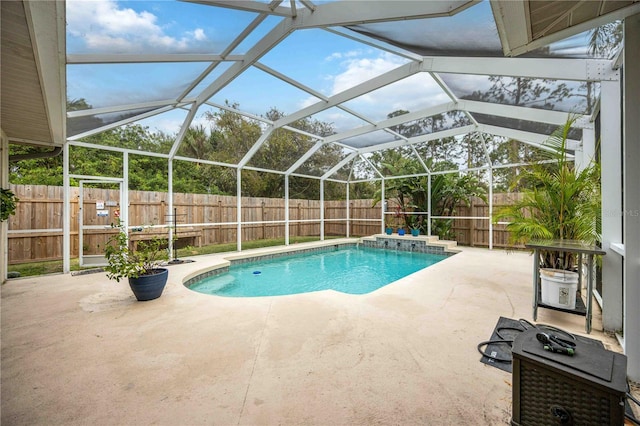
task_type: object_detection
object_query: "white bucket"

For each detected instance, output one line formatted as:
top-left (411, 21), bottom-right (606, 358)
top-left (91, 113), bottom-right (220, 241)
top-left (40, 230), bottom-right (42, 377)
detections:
top-left (540, 268), bottom-right (579, 309)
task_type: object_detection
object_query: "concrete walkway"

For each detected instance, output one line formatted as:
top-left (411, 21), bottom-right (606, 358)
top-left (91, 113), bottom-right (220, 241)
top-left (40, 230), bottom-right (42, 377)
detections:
top-left (1, 245), bottom-right (619, 425)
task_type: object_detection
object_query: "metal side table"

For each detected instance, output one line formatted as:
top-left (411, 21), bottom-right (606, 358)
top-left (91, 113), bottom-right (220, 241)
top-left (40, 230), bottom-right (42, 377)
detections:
top-left (525, 240), bottom-right (605, 334)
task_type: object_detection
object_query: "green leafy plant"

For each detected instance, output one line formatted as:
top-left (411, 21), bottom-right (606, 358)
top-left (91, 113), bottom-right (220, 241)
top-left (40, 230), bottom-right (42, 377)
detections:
top-left (1, 188), bottom-right (19, 222)
top-left (493, 117), bottom-right (601, 269)
top-left (428, 169), bottom-right (487, 239)
top-left (103, 220), bottom-right (169, 282)
top-left (372, 157), bottom-right (487, 239)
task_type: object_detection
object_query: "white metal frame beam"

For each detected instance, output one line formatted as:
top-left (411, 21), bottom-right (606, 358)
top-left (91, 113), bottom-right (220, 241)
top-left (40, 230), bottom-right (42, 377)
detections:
top-left (67, 54), bottom-right (244, 64)
top-left (239, 61), bottom-right (422, 168)
top-left (460, 100), bottom-right (578, 126)
top-left (274, 61), bottom-right (422, 128)
top-left (185, 0), bottom-right (292, 17)
top-left (291, 0), bottom-right (478, 28)
top-left (169, 103), bottom-right (199, 159)
top-left (421, 57), bottom-right (619, 82)
top-left (476, 124), bottom-right (581, 152)
top-left (195, 16), bottom-right (294, 106)
top-left (321, 152), bottom-right (358, 180)
top-left (205, 101), bottom-right (273, 125)
top-left (67, 105), bottom-right (176, 141)
top-left (66, 99), bottom-right (193, 118)
top-left (324, 102), bottom-right (457, 145)
top-left (176, 13), bottom-right (270, 103)
top-left (357, 125), bottom-right (477, 154)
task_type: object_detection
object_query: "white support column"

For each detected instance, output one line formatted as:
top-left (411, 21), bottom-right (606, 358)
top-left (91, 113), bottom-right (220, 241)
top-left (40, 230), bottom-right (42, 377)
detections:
top-left (600, 79), bottom-right (623, 332)
top-left (237, 169), bottom-right (242, 252)
top-left (284, 175), bottom-right (290, 245)
top-left (320, 180), bottom-right (325, 241)
top-left (63, 143), bottom-right (70, 273)
top-left (488, 167), bottom-right (493, 250)
top-left (346, 183), bottom-right (350, 238)
top-left (1, 131), bottom-right (9, 281)
top-left (122, 152), bottom-right (129, 235)
top-left (575, 126), bottom-right (596, 171)
top-left (381, 179), bottom-right (386, 234)
top-left (167, 159), bottom-right (174, 260)
top-left (427, 175), bottom-right (432, 236)
top-left (623, 14), bottom-right (640, 383)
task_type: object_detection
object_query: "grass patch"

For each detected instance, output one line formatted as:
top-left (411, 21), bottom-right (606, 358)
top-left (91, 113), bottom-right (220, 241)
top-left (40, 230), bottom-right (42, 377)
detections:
top-left (7, 258), bottom-right (88, 278)
top-left (7, 236), bottom-right (345, 278)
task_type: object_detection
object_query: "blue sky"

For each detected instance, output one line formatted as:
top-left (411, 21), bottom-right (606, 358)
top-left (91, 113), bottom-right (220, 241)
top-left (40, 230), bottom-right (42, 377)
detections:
top-left (65, 0), bottom-right (459, 136)
top-left (66, 0), bottom-right (596, 138)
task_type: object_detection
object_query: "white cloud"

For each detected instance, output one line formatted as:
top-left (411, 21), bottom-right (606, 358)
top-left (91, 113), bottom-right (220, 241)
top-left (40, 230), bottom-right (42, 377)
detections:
top-left (67, 0), bottom-right (208, 53)
top-left (325, 52), bottom-right (343, 61)
top-left (299, 51), bottom-right (407, 110)
top-left (325, 52), bottom-right (404, 94)
top-left (325, 49), bottom-right (364, 62)
top-left (192, 28), bottom-right (207, 42)
top-left (299, 51), bottom-right (449, 126)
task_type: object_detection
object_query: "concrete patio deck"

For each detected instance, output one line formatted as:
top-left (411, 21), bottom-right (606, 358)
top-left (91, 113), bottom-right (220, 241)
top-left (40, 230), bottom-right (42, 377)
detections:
top-left (1, 243), bottom-right (620, 425)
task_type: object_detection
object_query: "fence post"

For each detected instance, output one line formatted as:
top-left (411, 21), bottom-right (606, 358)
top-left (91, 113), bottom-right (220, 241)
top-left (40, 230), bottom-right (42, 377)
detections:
top-left (470, 197), bottom-right (476, 247)
top-left (261, 201), bottom-right (266, 239)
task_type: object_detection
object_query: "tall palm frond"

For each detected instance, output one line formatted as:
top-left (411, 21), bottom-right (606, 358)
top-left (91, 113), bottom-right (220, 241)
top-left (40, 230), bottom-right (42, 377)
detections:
top-left (493, 117), bottom-right (601, 269)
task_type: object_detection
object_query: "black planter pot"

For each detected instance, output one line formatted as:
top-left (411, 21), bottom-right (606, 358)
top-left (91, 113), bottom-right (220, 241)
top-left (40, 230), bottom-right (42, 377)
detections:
top-left (128, 268), bottom-right (168, 301)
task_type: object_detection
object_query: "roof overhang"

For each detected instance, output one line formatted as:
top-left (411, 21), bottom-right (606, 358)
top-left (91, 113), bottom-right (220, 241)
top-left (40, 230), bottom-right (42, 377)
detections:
top-left (491, 0), bottom-right (640, 57)
top-left (1, 0), bottom-right (66, 147)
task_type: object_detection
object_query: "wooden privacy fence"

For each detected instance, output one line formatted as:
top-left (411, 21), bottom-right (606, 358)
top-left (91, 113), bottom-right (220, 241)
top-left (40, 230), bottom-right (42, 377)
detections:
top-left (6, 185), bottom-right (522, 264)
top-left (450, 193), bottom-right (525, 249)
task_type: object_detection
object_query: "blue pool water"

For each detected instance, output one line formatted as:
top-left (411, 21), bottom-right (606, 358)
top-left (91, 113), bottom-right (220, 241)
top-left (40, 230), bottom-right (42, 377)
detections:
top-left (189, 247), bottom-right (447, 297)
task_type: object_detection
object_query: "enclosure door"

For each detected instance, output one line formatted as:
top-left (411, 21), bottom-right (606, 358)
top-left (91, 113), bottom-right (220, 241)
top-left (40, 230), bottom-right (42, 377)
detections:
top-left (78, 180), bottom-right (123, 267)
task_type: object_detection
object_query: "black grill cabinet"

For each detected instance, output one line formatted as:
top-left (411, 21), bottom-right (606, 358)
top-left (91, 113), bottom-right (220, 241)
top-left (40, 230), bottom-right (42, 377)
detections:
top-left (511, 328), bottom-right (627, 425)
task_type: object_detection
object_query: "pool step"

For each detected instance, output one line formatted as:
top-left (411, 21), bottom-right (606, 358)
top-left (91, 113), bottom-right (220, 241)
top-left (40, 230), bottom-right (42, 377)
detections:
top-left (361, 234), bottom-right (459, 254)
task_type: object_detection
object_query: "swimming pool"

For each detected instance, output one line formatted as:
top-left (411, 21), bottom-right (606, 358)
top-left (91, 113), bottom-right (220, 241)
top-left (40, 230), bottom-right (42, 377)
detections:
top-left (188, 246), bottom-right (447, 297)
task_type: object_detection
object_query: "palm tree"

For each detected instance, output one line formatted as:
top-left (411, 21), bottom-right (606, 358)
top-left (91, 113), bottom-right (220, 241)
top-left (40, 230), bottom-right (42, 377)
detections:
top-left (179, 125), bottom-right (212, 163)
top-left (493, 117), bottom-right (601, 270)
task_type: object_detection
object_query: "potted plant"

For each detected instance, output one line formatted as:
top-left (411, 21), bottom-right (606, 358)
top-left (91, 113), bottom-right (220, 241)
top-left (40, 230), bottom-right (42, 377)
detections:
top-left (408, 215), bottom-right (421, 237)
top-left (384, 216), bottom-right (393, 235)
top-left (104, 220), bottom-right (169, 301)
top-left (493, 117), bottom-right (601, 307)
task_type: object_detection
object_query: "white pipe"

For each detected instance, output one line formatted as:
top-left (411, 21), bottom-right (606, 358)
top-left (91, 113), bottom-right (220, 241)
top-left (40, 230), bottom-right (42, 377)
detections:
top-left (237, 169), bottom-right (242, 252)
top-left (488, 167), bottom-right (493, 250)
top-left (320, 179), bottom-right (325, 241)
top-left (346, 183), bottom-right (350, 238)
top-left (285, 175), bottom-right (290, 245)
top-left (168, 159), bottom-right (174, 260)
